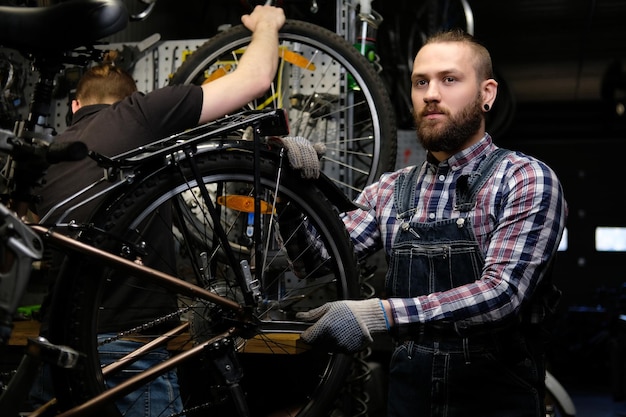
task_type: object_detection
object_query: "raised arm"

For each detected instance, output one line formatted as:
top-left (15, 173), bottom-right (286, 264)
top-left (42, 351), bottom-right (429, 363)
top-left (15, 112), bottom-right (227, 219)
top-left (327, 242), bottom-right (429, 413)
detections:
top-left (197, 5), bottom-right (285, 123)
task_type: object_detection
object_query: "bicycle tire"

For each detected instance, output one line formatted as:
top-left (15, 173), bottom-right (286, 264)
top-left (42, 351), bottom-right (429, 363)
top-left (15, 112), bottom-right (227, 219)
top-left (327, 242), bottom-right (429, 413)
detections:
top-left (49, 146), bottom-right (361, 417)
top-left (170, 19), bottom-right (398, 200)
top-left (545, 371), bottom-right (577, 417)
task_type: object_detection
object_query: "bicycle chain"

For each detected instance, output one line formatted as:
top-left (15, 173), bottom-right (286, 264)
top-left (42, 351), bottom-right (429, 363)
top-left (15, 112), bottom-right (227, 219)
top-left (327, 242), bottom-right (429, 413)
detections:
top-left (97, 306), bottom-right (190, 346)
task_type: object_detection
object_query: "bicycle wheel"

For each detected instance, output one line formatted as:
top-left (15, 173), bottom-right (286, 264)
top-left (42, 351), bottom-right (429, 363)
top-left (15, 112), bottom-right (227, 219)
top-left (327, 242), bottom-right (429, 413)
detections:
top-left (170, 20), bottom-right (397, 201)
top-left (49, 145), bottom-right (361, 417)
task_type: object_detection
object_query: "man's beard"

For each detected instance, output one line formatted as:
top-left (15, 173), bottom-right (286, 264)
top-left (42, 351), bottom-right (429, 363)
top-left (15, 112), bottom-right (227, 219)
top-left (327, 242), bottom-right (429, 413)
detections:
top-left (414, 95), bottom-right (483, 153)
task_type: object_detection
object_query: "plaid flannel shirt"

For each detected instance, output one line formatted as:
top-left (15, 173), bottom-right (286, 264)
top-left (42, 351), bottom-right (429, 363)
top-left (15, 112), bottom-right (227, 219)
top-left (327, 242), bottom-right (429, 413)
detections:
top-left (342, 134), bottom-right (567, 330)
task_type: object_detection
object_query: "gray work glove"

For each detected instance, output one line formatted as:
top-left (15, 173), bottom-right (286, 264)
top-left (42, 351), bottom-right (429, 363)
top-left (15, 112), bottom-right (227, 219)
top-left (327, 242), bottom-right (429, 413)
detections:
top-left (296, 298), bottom-right (389, 353)
top-left (279, 136), bottom-right (325, 179)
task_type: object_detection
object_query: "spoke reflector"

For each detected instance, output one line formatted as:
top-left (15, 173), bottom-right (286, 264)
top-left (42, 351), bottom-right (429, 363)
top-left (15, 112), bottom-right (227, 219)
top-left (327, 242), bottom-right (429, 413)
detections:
top-left (217, 195), bottom-right (274, 214)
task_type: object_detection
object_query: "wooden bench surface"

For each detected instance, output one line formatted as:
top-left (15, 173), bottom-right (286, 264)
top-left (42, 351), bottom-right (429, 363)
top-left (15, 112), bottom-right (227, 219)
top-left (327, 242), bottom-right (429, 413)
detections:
top-left (8, 320), bottom-right (41, 346)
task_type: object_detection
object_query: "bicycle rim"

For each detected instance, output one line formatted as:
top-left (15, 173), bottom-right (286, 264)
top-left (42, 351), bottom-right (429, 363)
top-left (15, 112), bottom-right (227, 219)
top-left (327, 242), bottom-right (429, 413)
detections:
top-left (170, 20), bottom-right (397, 201)
top-left (50, 147), bottom-right (361, 417)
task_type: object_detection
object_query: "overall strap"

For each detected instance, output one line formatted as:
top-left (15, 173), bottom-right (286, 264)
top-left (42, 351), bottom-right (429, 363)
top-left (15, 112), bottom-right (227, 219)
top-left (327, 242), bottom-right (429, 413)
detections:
top-left (455, 148), bottom-right (512, 212)
top-left (393, 166), bottom-right (421, 221)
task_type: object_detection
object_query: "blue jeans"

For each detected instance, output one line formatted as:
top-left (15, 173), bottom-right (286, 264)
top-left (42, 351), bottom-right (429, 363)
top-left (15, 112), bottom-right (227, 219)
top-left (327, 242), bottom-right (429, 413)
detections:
top-left (29, 361), bottom-right (55, 409)
top-left (29, 337), bottom-right (184, 417)
top-left (98, 336), bottom-right (184, 417)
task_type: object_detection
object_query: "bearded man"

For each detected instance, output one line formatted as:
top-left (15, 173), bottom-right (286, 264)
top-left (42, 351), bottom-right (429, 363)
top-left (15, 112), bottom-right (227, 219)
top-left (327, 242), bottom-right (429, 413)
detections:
top-left (297, 29), bottom-right (568, 417)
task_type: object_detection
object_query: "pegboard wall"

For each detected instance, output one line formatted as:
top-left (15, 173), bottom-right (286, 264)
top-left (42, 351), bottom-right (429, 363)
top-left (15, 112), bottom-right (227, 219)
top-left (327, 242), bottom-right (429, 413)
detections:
top-left (395, 129), bottom-right (425, 170)
top-left (52, 39), bottom-right (210, 132)
top-left (1, 38), bottom-right (209, 134)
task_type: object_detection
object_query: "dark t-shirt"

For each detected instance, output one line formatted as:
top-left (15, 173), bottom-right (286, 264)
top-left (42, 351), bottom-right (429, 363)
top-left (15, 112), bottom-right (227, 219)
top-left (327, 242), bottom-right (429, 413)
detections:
top-left (36, 84), bottom-right (203, 333)
top-left (38, 84), bottom-right (203, 219)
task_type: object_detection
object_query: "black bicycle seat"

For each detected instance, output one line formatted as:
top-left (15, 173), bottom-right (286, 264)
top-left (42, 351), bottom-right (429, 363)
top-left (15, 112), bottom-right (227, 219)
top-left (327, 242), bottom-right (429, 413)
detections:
top-left (0, 0), bottom-right (128, 54)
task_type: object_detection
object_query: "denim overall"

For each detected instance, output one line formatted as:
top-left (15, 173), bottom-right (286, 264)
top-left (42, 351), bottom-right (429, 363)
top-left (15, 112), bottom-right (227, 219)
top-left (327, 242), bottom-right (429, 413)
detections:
top-left (385, 150), bottom-right (545, 417)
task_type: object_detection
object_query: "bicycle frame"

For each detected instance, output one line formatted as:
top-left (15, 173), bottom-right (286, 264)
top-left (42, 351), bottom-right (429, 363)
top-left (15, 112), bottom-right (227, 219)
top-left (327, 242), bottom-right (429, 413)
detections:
top-left (26, 225), bottom-right (243, 417)
top-left (3, 105), bottom-right (355, 417)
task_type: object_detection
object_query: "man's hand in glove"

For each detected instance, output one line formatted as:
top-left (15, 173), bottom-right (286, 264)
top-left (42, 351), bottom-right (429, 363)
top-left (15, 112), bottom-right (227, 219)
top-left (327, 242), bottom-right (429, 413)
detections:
top-left (269, 136), bottom-right (325, 179)
top-left (296, 298), bottom-right (390, 353)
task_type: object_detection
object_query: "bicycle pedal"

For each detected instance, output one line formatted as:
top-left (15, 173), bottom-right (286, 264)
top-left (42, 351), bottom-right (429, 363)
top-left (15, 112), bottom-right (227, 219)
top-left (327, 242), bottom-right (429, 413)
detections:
top-left (26, 336), bottom-right (82, 369)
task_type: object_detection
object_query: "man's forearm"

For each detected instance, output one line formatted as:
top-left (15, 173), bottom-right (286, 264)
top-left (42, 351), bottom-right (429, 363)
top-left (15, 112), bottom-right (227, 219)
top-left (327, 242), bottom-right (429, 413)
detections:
top-left (237, 22), bottom-right (280, 92)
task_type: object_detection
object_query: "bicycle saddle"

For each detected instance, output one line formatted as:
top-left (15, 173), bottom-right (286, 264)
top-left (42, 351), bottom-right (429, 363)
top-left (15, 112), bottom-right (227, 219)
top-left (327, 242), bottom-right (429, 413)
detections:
top-left (0, 0), bottom-right (128, 54)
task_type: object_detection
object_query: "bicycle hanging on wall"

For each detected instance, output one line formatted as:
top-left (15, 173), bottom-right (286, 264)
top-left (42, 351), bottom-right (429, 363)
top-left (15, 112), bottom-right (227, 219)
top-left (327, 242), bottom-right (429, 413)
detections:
top-left (169, 0), bottom-right (399, 201)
